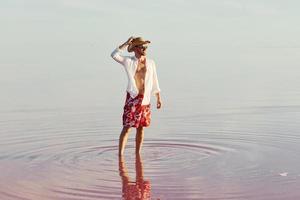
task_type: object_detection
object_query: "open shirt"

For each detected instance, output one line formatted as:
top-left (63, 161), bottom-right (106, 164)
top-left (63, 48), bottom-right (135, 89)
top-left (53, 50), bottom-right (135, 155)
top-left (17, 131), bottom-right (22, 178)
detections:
top-left (111, 47), bottom-right (161, 105)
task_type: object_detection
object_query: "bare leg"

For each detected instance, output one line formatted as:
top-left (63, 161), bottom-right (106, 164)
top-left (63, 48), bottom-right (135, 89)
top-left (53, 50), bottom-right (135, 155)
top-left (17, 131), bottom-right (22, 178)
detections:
top-left (136, 127), bottom-right (144, 155)
top-left (119, 127), bottom-right (131, 156)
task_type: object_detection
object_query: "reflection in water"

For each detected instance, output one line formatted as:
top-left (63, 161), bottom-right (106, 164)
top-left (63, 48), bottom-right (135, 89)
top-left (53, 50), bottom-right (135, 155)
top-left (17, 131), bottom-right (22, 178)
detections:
top-left (1, 107), bottom-right (300, 199)
top-left (119, 155), bottom-right (151, 200)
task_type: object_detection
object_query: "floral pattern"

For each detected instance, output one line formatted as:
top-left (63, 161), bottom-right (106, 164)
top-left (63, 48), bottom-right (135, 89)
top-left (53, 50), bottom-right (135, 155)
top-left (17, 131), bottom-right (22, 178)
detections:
top-left (123, 93), bottom-right (151, 128)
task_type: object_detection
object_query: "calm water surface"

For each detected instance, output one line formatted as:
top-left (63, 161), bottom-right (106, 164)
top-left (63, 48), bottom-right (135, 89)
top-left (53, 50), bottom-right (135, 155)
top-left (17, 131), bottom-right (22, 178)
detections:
top-left (1, 102), bottom-right (300, 199)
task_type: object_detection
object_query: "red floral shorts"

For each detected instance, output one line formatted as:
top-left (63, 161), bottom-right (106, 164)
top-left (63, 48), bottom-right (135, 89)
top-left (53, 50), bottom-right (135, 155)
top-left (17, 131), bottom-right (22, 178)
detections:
top-left (122, 93), bottom-right (151, 128)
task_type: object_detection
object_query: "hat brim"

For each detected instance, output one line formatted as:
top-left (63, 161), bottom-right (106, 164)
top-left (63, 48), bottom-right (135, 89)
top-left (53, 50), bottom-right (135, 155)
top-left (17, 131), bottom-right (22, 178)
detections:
top-left (127, 40), bottom-right (150, 52)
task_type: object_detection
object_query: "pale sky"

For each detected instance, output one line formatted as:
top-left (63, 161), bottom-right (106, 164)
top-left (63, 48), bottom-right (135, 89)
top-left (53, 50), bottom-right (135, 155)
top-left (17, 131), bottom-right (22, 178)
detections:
top-left (1, 0), bottom-right (300, 111)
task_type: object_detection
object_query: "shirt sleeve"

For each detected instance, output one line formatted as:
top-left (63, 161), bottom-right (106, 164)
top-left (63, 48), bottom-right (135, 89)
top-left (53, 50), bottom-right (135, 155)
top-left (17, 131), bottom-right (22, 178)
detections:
top-left (110, 46), bottom-right (129, 66)
top-left (152, 61), bottom-right (161, 95)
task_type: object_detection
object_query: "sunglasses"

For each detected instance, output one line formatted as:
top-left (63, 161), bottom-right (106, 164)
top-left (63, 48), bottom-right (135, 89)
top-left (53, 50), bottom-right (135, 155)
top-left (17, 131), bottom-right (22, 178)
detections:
top-left (135, 45), bottom-right (148, 50)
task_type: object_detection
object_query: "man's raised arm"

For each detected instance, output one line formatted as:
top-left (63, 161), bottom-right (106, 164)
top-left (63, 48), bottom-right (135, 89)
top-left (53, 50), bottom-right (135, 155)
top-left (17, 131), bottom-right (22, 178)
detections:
top-left (111, 37), bottom-right (134, 65)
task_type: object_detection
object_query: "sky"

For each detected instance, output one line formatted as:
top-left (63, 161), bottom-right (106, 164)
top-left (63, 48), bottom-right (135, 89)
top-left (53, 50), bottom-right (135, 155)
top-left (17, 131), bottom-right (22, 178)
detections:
top-left (1, 0), bottom-right (300, 111)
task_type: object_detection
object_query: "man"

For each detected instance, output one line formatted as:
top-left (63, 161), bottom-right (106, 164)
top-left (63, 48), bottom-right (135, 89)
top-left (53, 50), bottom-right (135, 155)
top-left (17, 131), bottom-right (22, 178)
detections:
top-left (111, 36), bottom-right (162, 156)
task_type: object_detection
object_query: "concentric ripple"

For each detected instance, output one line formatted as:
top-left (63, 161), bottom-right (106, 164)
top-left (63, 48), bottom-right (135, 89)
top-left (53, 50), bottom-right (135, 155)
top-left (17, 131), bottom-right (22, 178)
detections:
top-left (1, 106), bottom-right (300, 199)
top-left (0, 131), bottom-right (232, 200)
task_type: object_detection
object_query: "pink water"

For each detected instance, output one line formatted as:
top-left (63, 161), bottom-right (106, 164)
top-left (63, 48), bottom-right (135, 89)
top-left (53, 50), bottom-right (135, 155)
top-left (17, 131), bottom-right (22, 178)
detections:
top-left (1, 106), bottom-right (300, 200)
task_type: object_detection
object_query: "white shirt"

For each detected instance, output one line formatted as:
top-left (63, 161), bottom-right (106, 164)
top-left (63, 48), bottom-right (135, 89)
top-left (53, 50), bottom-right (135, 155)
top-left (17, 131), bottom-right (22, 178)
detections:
top-left (111, 47), bottom-right (161, 105)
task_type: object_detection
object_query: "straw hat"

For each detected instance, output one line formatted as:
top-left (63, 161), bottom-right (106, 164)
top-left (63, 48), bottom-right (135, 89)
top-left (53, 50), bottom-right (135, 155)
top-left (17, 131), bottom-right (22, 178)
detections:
top-left (127, 37), bottom-right (151, 52)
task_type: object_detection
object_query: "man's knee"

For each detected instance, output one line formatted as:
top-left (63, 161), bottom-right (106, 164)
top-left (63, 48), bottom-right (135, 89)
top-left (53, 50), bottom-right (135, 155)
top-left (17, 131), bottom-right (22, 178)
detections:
top-left (136, 126), bottom-right (144, 133)
top-left (121, 127), bottom-right (131, 135)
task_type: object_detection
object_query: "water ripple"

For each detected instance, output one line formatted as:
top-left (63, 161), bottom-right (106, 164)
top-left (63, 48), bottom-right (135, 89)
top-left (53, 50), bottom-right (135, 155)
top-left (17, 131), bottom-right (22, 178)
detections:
top-left (1, 107), bottom-right (300, 199)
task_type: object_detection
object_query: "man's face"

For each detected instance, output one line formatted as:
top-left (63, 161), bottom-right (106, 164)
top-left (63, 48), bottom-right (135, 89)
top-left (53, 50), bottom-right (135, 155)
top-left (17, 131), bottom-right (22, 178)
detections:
top-left (134, 45), bottom-right (148, 56)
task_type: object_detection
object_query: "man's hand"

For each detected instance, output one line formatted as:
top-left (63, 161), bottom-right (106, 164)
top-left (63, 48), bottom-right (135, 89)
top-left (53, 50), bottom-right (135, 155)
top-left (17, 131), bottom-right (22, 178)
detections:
top-left (155, 93), bottom-right (162, 109)
top-left (119, 36), bottom-right (134, 49)
top-left (125, 36), bottom-right (134, 45)
top-left (157, 99), bottom-right (162, 109)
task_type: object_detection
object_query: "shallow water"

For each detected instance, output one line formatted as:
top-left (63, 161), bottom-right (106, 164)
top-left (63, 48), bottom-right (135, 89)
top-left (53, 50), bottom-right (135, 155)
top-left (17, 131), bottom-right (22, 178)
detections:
top-left (1, 103), bottom-right (300, 200)
top-left (2, 0), bottom-right (300, 199)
